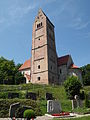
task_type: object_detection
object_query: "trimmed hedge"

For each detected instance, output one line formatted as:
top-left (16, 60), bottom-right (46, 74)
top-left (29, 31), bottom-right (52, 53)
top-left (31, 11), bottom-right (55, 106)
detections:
top-left (0, 99), bottom-right (41, 118)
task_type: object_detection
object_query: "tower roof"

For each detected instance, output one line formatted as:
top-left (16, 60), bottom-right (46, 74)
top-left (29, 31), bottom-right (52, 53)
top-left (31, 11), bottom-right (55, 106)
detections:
top-left (36, 8), bottom-right (54, 27)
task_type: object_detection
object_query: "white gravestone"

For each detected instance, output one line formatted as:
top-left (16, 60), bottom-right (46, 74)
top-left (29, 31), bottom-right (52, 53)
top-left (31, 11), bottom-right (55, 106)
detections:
top-left (71, 95), bottom-right (83, 110)
top-left (47, 100), bottom-right (62, 114)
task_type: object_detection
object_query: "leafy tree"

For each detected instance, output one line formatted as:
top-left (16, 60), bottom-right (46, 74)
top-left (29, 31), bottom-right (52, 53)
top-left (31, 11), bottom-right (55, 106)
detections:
top-left (64, 76), bottom-right (82, 99)
top-left (15, 72), bottom-right (26, 85)
top-left (0, 56), bottom-right (25, 85)
top-left (0, 57), bottom-right (15, 84)
top-left (81, 64), bottom-right (90, 85)
top-left (15, 63), bottom-right (23, 72)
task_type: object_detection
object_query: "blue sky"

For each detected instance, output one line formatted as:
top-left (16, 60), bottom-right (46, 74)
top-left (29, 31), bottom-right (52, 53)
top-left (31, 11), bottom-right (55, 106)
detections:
top-left (0, 0), bottom-right (90, 67)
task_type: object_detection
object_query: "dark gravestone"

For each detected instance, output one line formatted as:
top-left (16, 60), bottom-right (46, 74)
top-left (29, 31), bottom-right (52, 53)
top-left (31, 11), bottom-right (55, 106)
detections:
top-left (88, 92), bottom-right (90, 100)
top-left (46, 93), bottom-right (53, 100)
top-left (80, 91), bottom-right (85, 100)
top-left (26, 92), bottom-right (37, 100)
top-left (8, 93), bottom-right (19, 99)
top-left (16, 106), bottom-right (32, 118)
top-left (9, 102), bottom-right (20, 118)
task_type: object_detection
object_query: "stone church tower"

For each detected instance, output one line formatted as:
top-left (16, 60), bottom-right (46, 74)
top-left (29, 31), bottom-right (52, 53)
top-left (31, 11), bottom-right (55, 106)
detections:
top-left (31, 9), bottom-right (58, 85)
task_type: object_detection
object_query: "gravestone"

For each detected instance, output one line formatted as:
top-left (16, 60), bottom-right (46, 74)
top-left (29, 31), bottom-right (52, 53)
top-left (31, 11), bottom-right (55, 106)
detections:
top-left (88, 92), bottom-right (90, 100)
top-left (23, 106), bottom-right (32, 110)
top-left (9, 102), bottom-right (20, 118)
top-left (8, 92), bottom-right (19, 99)
top-left (47, 100), bottom-right (62, 114)
top-left (71, 95), bottom-right (83, 110)
top-left (26, 92), bottom-right (37, 100)
top-left (46, 93), bottom-right (53, 100)
top-left (16, 106), bottom-right (32, 118)
top-left (80, 91), bottom-right (85, 100)
top-left (71, 100), bottom-right (77, 110)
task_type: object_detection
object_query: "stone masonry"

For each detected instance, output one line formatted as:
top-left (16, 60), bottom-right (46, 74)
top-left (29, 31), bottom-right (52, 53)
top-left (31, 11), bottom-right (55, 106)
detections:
top-left (31, 9), bottom-right (58, 85)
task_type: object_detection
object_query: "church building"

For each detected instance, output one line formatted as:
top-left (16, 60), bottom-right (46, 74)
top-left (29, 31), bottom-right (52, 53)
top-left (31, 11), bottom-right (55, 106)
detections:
top-left (19, 9), bottom-right (82, 84)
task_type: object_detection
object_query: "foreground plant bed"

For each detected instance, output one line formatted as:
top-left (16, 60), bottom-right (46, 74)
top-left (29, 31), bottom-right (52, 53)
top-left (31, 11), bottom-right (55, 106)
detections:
top-left (52, 112), bottom-right (70, 116)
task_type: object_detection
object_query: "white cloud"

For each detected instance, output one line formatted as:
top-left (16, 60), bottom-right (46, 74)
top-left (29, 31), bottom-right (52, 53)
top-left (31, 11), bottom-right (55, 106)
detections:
top-left (9, 4), bottom-right (36, 19)
top-left (69, 17), bottom-right (90, 30)
top-left (76, 21), bottom-right (90, 30)
top-left (0, 3), bottom-right (37, 32)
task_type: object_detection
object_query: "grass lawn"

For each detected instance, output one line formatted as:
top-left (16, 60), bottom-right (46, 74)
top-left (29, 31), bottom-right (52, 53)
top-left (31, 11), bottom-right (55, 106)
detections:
top-left (53, 116), bottom-right (90, 120)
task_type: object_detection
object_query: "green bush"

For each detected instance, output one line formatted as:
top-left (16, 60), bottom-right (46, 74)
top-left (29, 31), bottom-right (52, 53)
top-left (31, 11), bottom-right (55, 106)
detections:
top-left (23, 109), bottom-right (35, 119)
top-left (64, 76), bottom-right (82, 99)
top-left (0, 92), bottom-right (8, 99)
top-left (85, 93), bottom-right (90, 108)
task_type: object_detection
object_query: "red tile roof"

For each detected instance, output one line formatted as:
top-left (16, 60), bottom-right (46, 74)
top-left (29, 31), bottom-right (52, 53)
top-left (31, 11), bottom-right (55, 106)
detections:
top-left (19, 59), bottom-right (31, 71)
top-left (71, 64), bottom-right (79, 69)
top-left (57, 55), bottom-right (70, 66)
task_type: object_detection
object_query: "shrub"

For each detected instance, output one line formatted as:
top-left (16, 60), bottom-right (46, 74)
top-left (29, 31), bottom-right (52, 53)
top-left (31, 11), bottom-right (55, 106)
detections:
top-left (64, 76), bottom-right (82, 99)
top-left (85, 93), bottom-right (90, 108)
top-left (23, 109), bottom-right (35, 119)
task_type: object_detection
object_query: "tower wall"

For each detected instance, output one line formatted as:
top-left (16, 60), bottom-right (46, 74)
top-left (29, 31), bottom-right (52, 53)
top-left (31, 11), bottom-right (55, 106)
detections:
top-left (31, 9), bottom-right (58, 85)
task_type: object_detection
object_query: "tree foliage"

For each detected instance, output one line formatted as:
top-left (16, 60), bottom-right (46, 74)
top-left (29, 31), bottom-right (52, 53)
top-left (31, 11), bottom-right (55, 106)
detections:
top-left (0, 57), bottom-right (25, 85)
top-left (15, 72), bottom-right (26, 84)
top-left (64, 76), bottom-right (82, 99)
top-left (81, 64), bottom-right (90, 85)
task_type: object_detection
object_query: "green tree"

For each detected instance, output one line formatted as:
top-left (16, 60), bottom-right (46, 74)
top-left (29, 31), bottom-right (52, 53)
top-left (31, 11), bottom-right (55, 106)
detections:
top-left (15, 72), bottom-right (26, 85)
top-left (64, 76), bottom-right (82, 99)
top-left (81, 64), bottom-right (90, 85)
top-left (0, 57), bottom-right (15, 84)
top-left (0, 56), bottom-right (25, 85)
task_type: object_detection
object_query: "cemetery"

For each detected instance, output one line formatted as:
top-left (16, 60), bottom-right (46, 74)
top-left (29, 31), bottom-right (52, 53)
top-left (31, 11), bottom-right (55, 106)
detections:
top-left (0, 83), bottom-right (90, 119)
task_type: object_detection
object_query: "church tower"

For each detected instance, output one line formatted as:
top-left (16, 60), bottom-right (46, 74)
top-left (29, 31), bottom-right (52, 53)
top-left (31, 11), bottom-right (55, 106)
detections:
top-left (31, 9), bottom-right (58, 84)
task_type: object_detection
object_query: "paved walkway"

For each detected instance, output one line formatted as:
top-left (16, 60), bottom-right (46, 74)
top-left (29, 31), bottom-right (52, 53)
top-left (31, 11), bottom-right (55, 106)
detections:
top-left (36, 115), bottom-right (53, 120)
top-left (0, 114), bottom-right (90, 120)
top-left (0, 116), bottom-right (53, 120)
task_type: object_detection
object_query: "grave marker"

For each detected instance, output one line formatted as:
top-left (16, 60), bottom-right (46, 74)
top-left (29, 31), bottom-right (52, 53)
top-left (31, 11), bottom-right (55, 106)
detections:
top-left (26, 92), bottom-right (37, 100)
top-left (47, 100), bottom-right (62, 114)
top-left (46, 93), bottom-right (53, 100)
top-left (8, 93), bottom-right (19, 99)
top-left (9, 102), bottom-right (20, 118)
